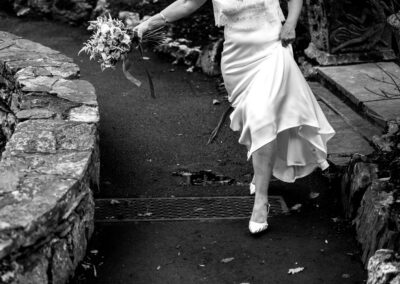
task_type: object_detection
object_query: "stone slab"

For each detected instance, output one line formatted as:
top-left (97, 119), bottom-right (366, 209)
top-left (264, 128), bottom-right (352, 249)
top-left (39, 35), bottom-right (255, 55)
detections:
top-left (51, 79), bottom-right (97, 106)
top-left (317, 62), bottom-right (400, 126)
top-left (16, 109), bottom-right (56, 120)
top-left (309, 82), bottom-right (376, 165)
top-left (68, 105), bottom-right (99, 123)
top-left (19, 93), bottom-right (80, 118)
top-left (15, 64), bottom-right (80, 80)
top-left (309, 82), bottom-right (382, 140)
top-left (0, 31), bottom-right (21, 41)
top-left (18, 76), bottom-right (59, 93)
top-left (0, 174), bottom-right (78, 229)
top-left (4, 151), bottom-right (92, 180)
top-left (363, 100), bottom-right (400, 123)
top-left (14, 38), bottom-right (59, 55)
top-left (4, 120), bottom-right (96, 155)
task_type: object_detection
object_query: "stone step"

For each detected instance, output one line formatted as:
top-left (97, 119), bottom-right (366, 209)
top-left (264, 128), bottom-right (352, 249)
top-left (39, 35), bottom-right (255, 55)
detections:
top-left (309, 82), bottom-right (379, 166)
top-left (316, 62), bottom-right (400, 128)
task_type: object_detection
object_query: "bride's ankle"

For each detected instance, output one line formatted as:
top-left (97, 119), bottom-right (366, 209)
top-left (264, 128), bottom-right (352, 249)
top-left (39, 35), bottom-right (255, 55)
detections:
top-left (254, 194), bottom-right (268, 204)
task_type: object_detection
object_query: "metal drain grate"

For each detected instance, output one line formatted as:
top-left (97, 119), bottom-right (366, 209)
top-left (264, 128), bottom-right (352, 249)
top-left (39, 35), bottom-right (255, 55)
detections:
top-left (95, 196), bottom-right (289, 222)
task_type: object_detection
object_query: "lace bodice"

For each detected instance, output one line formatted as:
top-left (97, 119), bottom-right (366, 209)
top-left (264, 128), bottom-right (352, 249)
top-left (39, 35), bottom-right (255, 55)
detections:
top-left (212, 0), bottom-right (285, 28)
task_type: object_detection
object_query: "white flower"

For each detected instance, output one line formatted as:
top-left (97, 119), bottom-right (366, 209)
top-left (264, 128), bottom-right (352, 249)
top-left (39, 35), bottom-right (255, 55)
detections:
top-left (100, 23), bottom-right (110, 34)
top-left (122, 34), bottom-right (131, 45)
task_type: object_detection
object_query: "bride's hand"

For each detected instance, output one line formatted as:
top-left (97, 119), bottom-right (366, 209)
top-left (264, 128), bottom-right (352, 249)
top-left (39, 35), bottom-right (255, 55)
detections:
top-left (131, 20), bottom-right (150, 41)
top-left (279, 22), bottom-right (296, 47)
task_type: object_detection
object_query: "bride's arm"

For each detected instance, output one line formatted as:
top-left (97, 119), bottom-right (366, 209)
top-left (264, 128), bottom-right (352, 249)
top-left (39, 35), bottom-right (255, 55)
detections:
top-left (279, 0), bottom-right (303, 47)
top-left (133, 0), bottom-right (208, 37)
top-left (286, 0), bottom-right (303, 27)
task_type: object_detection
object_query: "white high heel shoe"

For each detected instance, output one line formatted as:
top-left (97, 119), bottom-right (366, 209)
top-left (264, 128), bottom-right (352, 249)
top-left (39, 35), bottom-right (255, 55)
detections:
top-left (249, 203), bottom-right (270, 234)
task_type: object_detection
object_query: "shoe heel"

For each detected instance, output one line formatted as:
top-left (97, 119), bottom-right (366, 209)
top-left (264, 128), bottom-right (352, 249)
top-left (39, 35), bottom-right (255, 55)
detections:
top-left (249, 183), bottom-right (255, 195)
top-left (248, 203), bottom-right (271, 234)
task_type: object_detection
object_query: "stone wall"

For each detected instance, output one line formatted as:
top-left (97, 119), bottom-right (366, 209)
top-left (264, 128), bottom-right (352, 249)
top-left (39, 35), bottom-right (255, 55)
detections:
top-left (341, 120), bottom-right (400, 282)
top-left (0, 31), bottom-right (99, 284)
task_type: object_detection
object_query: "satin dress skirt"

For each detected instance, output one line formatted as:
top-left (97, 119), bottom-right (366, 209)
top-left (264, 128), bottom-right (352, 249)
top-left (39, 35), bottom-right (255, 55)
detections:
top-left (221, 22), bottom-right (335, 182)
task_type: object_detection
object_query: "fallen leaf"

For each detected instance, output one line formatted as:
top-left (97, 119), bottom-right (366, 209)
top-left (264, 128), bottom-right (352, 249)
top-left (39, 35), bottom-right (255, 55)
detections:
top-left (325, 240), bottom-right (329, 244)
top-left (199, 264), bottom-right (205, 267)
top-left (90, 249), bottom-right (99, 255)
top-left (288, 267), bottom-right (305, 274)
top-left (156, 266), bottom-right (161, 270)
top-left (309, 192), bottom-right (320, 199)
top-left (331, 217), bottom-right (340, 223)
top-left (213, 99), bottom-right (221, 105)
top-left (186, 66), bottom-right (194, 72)
top-left (221, 257), bottom-right (234, 263)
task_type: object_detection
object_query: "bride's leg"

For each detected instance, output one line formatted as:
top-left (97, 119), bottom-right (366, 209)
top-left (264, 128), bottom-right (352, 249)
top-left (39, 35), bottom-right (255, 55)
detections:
top-left (250, 139), bottom-right (277, 223)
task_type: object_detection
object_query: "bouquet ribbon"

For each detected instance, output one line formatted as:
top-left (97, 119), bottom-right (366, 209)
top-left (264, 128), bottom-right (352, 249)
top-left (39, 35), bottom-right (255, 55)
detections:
top-left (122, 50), bottom-right (155, 99)
top-left (122, 56), bottom-right (142, 87)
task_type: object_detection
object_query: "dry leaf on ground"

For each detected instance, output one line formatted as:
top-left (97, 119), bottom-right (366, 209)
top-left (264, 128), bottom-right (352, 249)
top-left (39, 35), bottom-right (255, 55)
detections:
top-left (288, 267), bottom-right (305, 274)
top-left (291, 204), bottom-right (302, 211)
top-left (221, 257), bottom-right (234, 263)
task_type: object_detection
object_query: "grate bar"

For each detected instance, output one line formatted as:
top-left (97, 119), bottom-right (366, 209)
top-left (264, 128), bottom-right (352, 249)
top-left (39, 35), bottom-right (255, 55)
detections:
top-left (95, 196), bottom-right (289, 222)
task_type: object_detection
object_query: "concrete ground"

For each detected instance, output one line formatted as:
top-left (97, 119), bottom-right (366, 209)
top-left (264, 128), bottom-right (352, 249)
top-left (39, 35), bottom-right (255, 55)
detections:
top-left (0, 13), bottom-right (372, 283)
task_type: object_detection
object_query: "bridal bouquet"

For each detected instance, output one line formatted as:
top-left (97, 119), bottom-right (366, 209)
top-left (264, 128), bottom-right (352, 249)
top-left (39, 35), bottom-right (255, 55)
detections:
top-left (79, 14), bottom-right (165, 98)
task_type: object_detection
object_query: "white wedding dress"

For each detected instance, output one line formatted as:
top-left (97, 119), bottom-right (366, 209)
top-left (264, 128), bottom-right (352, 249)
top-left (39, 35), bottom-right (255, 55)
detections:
top-left (211, 0), bottom-right (336, 182)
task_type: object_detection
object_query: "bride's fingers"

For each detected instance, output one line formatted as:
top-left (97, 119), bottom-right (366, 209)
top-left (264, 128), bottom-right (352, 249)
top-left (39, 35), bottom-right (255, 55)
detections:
top-left (281, 35), bottom-right (295, 46)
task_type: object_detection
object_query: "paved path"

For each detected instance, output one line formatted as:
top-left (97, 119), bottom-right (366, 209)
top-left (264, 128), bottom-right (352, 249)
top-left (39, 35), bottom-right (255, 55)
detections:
top-left (0, 12), bottom-right (376, 283)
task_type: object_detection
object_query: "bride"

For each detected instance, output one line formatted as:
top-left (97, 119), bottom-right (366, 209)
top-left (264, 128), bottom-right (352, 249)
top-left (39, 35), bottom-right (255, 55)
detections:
top-left (132, 0), bottom-right (335, 234)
